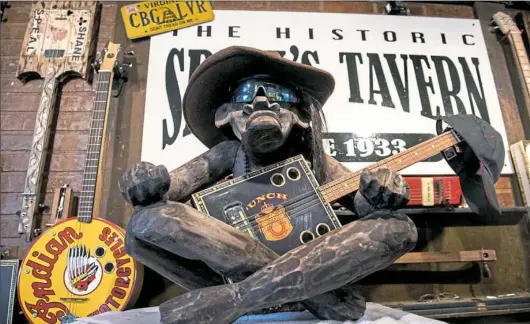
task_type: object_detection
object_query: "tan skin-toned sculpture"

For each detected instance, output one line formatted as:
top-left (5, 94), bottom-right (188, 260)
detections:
top-left (119, 46), bottom-right (417, 324)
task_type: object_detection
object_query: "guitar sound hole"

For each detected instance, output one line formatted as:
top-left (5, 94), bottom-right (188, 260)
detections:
top-left (104, 262), bottom-right (115, 274)
top-left (287, 167), bottom-right (300, 181)
top-left (300, 231), bottom-right (315, 244)
top-left (316, 223), bottom-right (331, 236)
top-left (271, 173), bottom-right (285, 187)
top-left (95, 246), bottom-right (105, 258)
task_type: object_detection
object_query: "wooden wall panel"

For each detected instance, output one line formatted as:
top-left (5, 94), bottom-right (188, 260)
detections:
top-left (0, 2), bottom-right (118, 258)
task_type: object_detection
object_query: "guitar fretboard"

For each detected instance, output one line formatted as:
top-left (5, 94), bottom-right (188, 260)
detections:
top-left (77, 70), bottom-right (112, 222)
top-left (319, 131), bottom-right (459, 203)
top-left (508, 31), bottom-right (530, 99)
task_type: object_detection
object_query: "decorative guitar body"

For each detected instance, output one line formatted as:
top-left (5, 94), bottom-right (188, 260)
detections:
top-left (18, 42), bottom-right (143, 323)
top-left (193, 156), bottom-right (341, 255)
top-left (17, 217), bottom-right (142, 323)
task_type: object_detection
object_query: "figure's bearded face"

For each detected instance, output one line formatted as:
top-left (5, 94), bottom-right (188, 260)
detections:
top-left (214, 76), bottom-right (309, 155)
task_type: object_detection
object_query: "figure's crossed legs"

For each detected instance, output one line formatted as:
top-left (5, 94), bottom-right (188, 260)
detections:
top-left (125, 201), bottom-right (417, 324)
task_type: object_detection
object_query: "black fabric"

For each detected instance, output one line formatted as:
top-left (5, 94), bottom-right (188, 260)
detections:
top-left (438, 114), bottom-right (505, 218)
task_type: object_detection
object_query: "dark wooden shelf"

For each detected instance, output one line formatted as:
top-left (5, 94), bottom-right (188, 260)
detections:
top-left (334, 207), bottom-right (530, 227)
top-left (385, 294), bottom-right (530, 319)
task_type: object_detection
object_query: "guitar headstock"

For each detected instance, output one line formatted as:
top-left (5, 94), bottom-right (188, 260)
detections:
top-left (491, 11), bottom-right (520, 35)
top-left (92, 42), bottom-right (122, 73)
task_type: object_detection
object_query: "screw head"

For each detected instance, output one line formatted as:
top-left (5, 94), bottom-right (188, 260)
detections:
top-left (25, 269), bottom-right (30, 274)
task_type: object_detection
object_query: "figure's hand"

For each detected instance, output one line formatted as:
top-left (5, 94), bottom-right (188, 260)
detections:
top-left (118, 162), bottom-right (170, 207)
top-left (353, 168), bottom-right (410, 217)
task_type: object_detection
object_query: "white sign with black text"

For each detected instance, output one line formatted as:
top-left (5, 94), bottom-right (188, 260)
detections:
top-left (141, 10), bottom-right (512, 175)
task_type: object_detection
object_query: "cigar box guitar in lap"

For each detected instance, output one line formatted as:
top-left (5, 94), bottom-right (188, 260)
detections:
top-left (17, 42), bottom-right (143, 324)
top-left (193, 130), bottom-right (463, 255)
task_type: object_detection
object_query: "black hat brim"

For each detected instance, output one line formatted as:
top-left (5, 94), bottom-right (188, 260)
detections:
top-left (460, 161), bottom-right (502, 219)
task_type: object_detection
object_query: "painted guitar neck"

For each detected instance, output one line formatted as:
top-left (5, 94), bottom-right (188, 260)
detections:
top-left (492, 12), bottom-right (530, 130)
top-left (507, 29), bottom-right (530, 115)
top-left (18, 66), bottom-right (59, 241)
top-left (318, 131), bottom-right (461, 203)
top-left (77, 66), bottom-right (115, 223)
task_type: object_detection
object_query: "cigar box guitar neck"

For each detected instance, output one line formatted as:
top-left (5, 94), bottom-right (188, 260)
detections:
top-left (318, 131), bottom-right (461, 203)
top-left (492, 12), bottom-right (530, 125)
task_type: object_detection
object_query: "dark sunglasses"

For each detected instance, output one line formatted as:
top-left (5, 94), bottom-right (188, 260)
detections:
top-left (231, 78), bottom-right (299, 104)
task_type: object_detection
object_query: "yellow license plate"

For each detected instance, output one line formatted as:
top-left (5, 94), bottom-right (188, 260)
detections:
top-left (120, 1), bottom-right (214, 40)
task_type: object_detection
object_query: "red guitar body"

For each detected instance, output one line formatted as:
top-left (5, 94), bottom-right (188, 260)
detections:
top-left (404, 177), bottom-right (463, 207)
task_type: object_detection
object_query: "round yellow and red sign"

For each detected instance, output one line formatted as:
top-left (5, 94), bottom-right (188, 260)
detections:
top-left (18, 218), bottom-right (142, 324)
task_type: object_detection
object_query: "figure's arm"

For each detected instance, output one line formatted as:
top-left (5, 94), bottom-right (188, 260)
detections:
top-left (324, 155), bottom-right (410, 220)
top-left (119, 141), bottom-right (240, 206)
top-left (164, 141), bottom-right (240, 202)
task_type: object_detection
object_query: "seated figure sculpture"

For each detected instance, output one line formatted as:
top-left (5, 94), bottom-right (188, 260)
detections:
top-left (118, 46), bottom-right (418, 324)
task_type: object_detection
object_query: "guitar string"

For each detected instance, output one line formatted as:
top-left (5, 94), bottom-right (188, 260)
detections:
top-left (237, 200), bottom-right (323, 234)
top-left (235, 194), bottom-right (331, 233)
top-left (229, 134), bottom-right (455, 232)
top-left (228, 189), bottom-right (322, 229)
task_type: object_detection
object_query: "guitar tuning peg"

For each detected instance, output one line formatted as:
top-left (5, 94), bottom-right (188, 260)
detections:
top-left (91, 60), bottom-right (100, 73)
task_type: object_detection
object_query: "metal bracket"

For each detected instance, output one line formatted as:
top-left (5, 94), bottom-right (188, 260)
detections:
top-left (384, 1), bottom-right (410, 15)
top-left (480, 249), bottom-right (493, 279)
top-left (442, 146), bottom-right (457, 161)
top-left (111, 51), bottom-right (134, 97)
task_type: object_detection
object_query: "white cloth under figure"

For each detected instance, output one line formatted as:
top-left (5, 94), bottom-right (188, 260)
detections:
top-left (71, 303), bottom-right (447, 324)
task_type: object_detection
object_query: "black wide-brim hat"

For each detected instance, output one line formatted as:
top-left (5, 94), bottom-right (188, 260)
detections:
top-left (438, 114), bottom-right (505, 219)
top-left (182, 46), bottom-right (336, 149)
